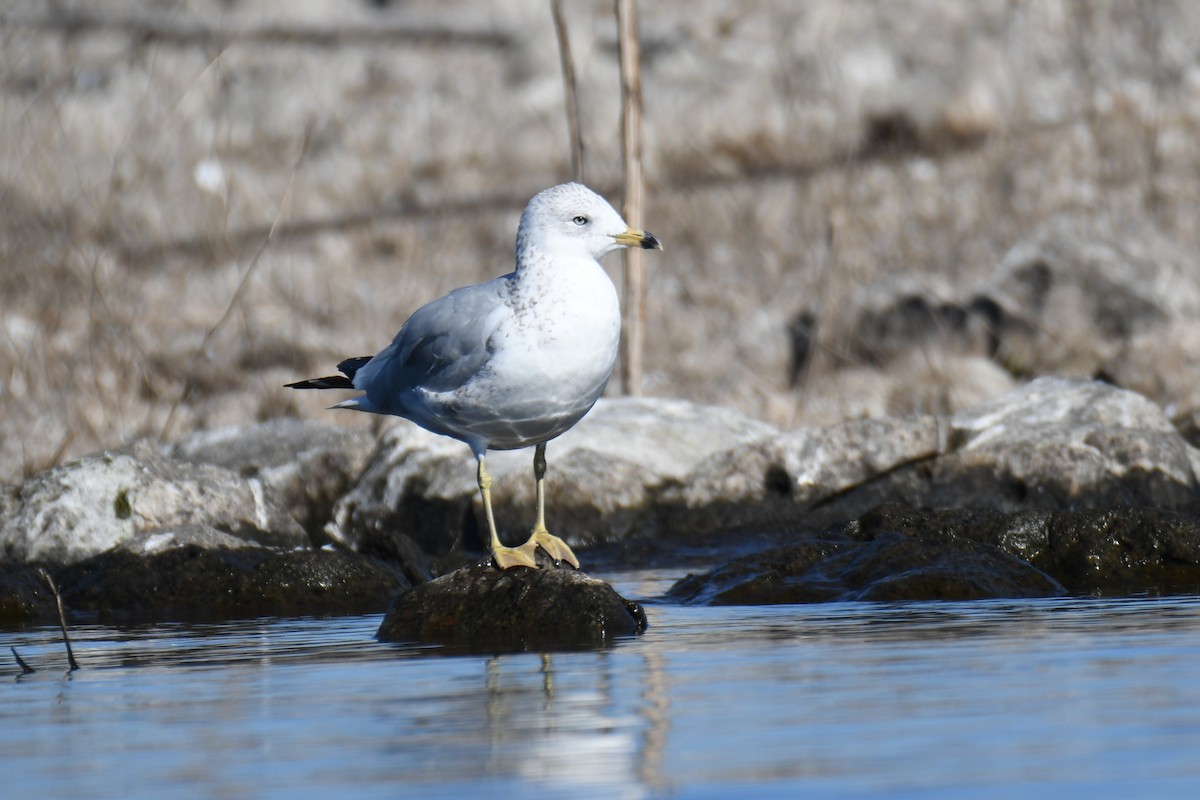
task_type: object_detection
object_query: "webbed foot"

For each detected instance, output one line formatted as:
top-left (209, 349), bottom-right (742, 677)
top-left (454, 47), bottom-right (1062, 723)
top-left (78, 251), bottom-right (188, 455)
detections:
top-left (523, 529), bottom-right (580, 569)
top-left (490, 543), bottom-right (539, 570)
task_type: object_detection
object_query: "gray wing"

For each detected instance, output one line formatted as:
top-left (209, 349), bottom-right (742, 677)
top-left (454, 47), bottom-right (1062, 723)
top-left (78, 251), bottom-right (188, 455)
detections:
top-left (352, 275), bottom-right (512, 409)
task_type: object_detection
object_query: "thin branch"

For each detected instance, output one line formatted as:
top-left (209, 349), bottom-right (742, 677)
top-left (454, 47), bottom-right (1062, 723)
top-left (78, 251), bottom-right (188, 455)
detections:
top-left (158, 129), bottom-right (309, 442)
top-left (12, 647), bottom-right (35, 675)
top-left (550, 0), bottom-right (585, 183)
top-left (38, 569), bottom-right (79, 671)
top-left (616, 0), bottom-right (646, 396)
top-left (0, 10), bottom-right (516, 50)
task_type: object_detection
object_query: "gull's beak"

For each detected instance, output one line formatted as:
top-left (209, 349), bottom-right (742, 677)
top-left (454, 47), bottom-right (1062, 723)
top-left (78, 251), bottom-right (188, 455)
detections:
top-left (612, 227), bottom-right (663, 251)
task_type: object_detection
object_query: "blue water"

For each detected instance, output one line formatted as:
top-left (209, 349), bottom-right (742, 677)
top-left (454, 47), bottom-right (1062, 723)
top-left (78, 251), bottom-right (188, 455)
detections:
top-left (3, 570), bottom-right (1200, 799)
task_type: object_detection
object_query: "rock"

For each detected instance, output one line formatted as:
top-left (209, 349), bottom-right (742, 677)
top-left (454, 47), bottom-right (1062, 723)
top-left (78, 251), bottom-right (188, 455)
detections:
top-left (659, 378), bottom-right (1200, 542)
top-left (376, 561), bottom-right (648, 653)
top-left (929, 376), bottom-right (1200, 510)
top-left (839, 275), bottom-right (1012, 369)
top-left (1102, 320), bottom-right (1200, 447)
top-left (672, 499), bottom-right (1200, 605)
top-left (848, 504), bottom-right (1200, 596)
top-left (56, 529), bottom-right (407, 622)
top-left (839, 215), bottom-right (1200, 383)
top-left (107, 524), bottom-right (259, 555)
top-left (791, 353), bottom-right (1019, 425)
top-left (669, 529), bottom-right (1063, 606)
top-left (0, 440), bottom-right (308, 565)
top-left (985, 508), bottom-right (1200, 595)
top-left (813, 215), bottom-right (1200, 428)
top-left (0, 563), bottom-right (58, 627)
top-left (328, 397), bottom-right (778, 558)
top-left (168, 418), bottom-right (375, 546)
top-left (658, 414), bottom-right (943, 536)
top-left (984, 216), bottom-right (1200, 377)
top-left (325, 423), bottom-right (484, 561)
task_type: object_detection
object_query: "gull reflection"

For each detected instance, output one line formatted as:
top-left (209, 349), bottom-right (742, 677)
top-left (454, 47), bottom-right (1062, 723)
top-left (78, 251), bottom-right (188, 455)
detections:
top-left (472, 649), bottom-right (667, 796)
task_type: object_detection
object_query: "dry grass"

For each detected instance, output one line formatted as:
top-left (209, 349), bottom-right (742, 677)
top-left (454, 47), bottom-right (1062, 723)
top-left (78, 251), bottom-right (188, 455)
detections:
top-left (4, 0), bottom-right (1200, 484)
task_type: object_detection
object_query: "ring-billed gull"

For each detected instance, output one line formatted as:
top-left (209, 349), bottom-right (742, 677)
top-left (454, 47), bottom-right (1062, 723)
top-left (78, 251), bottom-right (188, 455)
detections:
top-left (288, 183), bottom-right (662, 570)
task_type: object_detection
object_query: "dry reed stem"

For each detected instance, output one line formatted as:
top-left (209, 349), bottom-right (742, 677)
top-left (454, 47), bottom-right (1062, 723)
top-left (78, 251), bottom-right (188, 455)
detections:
top-left (550, 0), bottom-right (584, 184)
top-left (616, 0), bottom-right (646, 396)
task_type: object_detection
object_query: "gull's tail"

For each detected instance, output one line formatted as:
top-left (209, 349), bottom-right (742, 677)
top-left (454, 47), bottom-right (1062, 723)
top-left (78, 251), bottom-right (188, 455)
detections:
top-left (285, 356), bottom-right (372, 391)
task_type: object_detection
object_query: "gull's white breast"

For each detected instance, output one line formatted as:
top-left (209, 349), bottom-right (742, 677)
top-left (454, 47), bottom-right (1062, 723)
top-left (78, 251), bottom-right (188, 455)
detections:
top-left (431, 256), bottom-right (620, 450)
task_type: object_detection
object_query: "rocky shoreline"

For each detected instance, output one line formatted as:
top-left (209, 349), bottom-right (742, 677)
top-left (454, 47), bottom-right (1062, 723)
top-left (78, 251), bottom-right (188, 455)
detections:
top-left (4, 376), bottom-right (1200, 650)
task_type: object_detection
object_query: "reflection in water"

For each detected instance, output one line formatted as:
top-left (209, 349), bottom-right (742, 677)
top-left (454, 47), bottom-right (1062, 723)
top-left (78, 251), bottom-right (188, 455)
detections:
top-left (475, 648), bottom-right (668, 795)
top-left (4, 594), bottom-right (1200, 797)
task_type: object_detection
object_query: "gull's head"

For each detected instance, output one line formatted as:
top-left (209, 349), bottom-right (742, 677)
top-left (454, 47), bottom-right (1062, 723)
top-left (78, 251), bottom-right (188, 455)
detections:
top-left (517, 182), bottom-right (662, 263)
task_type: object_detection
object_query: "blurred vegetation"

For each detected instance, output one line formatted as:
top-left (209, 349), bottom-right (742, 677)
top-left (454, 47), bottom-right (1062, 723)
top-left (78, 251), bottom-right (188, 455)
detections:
top-left (3, 0), bottom-right (1200, 483)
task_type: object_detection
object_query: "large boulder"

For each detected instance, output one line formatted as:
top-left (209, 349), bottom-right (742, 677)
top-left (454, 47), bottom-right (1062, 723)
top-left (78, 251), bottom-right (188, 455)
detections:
top-left (661, 377), bottom-right (1200, 540)
top-left (923, 376), bottom-right (1200, 509)
top-left (168, 418), bottom-right (375, 545)
top-left (659, 414), bottom-right (943, 535)
top-left (0, 440), bottom-right (309, 565)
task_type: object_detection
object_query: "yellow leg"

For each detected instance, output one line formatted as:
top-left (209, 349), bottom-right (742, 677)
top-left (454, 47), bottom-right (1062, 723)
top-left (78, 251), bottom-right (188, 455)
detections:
top-left (520, 444), bottom-right (580, 569)
top-left (477, 455), bottom-right (537, 570)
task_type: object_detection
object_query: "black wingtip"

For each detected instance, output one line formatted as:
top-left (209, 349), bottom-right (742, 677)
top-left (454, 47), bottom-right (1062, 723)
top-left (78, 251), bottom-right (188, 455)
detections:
top-left (286, 376), bottom-right (355, 390)
top-left (287, 355), bottom-right (373, 390)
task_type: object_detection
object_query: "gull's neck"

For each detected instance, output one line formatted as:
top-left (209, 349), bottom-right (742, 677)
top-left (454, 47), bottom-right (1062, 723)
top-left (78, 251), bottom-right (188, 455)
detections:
top-left (515, 240), bottom-right (594, 277)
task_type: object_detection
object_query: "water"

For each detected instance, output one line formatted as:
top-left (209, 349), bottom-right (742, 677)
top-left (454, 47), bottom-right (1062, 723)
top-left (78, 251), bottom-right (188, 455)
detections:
top-left (4, 569), bottom-right (1200, 799)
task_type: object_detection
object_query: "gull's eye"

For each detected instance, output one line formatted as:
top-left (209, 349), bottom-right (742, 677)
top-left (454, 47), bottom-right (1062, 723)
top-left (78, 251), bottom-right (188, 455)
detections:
top-left (572, 215), bottom-right (589, 226)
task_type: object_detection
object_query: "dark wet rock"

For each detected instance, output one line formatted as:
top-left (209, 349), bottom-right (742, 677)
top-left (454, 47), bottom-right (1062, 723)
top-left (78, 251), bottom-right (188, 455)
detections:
top-left (168, 418), bottom-right (375, 546)
top-left (0, 563), bottom-right (58, 627)
top-left (977, 508), bottom-right (1200, 595)
top-left (354, 528), bottom-right (442, 587)
top-left (854, 504), bottom-right (1200, 596)
top-left (670, 500), bottom-right (1200, 606)
top-left (839, 534), bottom-right (1064, 602)
top-left (668, 538), bottom-right (853, 605)
top-left (56, 532), bottom-right (407, 622)
top-left (0, 440), bottom-right (308, 565)
top-left (669, 529), bottom-right (1063, 606)
top-left (329, 397), bottom-right (777, 557)
top-left (376, 561), bottom-right (648, 653)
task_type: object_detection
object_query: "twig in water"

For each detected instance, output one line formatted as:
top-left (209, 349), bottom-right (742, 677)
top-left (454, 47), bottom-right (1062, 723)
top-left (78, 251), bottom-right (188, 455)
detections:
top-left (38, 568), bottom-right (79, 671)
top-left (11, 647), bottom-right (34, 675)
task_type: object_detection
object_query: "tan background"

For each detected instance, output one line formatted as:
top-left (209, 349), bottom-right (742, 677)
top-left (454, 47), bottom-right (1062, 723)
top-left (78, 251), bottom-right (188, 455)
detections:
top-left (4, 0), bottom-right (1199, 483)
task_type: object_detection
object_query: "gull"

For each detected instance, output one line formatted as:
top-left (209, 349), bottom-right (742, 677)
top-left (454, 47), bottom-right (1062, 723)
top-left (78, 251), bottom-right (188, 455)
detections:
top-left (288, 183), bottom-right (662, 569)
